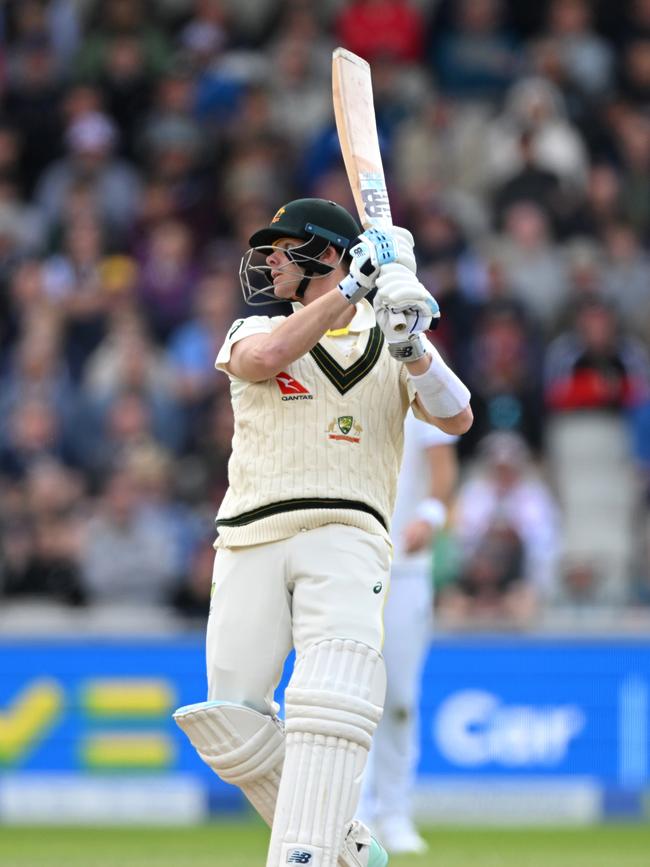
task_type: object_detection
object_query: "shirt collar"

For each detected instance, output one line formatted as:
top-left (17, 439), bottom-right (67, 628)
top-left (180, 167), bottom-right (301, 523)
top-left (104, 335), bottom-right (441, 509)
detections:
top-left (290, 297), bottom-right (376, 333)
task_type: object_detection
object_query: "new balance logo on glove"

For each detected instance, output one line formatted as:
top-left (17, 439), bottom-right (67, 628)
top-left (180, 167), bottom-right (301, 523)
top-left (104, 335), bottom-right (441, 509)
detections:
top-left (287, 851), bottom-right (313, 864)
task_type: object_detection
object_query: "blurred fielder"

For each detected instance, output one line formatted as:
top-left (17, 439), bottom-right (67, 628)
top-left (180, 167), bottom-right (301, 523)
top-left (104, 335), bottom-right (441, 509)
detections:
top-left (360, 413), bottom-right (458, 854)
top-left (173, 198), bottom-right (472, 867)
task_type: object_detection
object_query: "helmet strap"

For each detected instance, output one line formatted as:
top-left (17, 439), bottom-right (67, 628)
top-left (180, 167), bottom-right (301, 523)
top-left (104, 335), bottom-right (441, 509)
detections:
top-left (285, 243), bottom-right (335, 299)
top-left (295, 270), bottom-right (313, 299)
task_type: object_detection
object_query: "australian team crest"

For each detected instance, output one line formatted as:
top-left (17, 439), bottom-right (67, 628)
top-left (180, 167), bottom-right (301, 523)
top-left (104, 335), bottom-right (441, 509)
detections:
top-left (337, 415), bottom-right (353, 435)
top-left (327, 416), bottom-right (362, 443)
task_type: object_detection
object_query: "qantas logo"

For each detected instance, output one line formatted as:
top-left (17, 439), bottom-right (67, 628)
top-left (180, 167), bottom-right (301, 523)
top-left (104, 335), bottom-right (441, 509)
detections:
top-left (275, 372), bottom-right (313, 401)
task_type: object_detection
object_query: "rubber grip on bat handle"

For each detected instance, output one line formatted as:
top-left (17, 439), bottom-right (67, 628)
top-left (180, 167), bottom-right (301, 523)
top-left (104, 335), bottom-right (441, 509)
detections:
top-left (388, 310), bottom-right (408, 333)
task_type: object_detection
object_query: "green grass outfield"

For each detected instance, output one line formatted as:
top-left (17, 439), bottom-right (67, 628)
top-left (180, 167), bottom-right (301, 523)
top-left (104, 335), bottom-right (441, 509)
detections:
top-left (1, 823), bottom-right (650, 867)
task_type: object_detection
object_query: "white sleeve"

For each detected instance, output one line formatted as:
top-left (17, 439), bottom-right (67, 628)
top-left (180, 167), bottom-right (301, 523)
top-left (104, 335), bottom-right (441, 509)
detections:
top-left (215, 315), bottom-right (275, 371)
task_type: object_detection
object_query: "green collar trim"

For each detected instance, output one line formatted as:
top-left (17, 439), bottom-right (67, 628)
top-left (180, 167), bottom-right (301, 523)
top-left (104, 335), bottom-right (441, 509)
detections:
top-left (310, 325), bottom-right (384, 395)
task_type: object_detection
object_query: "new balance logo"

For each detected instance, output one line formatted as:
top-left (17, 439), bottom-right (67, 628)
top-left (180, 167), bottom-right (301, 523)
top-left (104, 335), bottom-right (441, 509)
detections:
top-left (287, 851), bottom-right (312, 864)
top-left (275, 372), bottom-right (313, 401)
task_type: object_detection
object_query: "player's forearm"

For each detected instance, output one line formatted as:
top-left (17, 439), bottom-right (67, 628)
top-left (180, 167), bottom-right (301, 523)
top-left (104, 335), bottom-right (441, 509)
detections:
top-left (408, 340), bottom-right (473, 434)
top-left (238, 291), bottom-right (352, 381)
top-left (417, 402), bottom-right (473, 435)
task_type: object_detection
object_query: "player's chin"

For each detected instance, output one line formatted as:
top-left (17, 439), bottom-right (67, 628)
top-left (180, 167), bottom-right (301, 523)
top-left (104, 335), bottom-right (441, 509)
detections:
top-left (273, 280), bottom-right (300, 300)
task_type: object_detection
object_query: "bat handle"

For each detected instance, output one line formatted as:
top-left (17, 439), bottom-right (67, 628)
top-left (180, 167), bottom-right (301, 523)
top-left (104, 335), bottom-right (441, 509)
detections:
top-left (388, 311), bottom-right (408, 333)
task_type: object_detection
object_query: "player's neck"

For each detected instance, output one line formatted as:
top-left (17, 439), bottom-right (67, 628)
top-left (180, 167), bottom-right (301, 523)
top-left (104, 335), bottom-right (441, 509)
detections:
top-left (299, 274), bottom-right (356, 330)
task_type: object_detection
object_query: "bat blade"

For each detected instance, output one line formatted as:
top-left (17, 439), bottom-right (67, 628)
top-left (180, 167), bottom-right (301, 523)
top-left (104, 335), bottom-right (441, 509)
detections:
top-left (332, 47), bottom-right (407, 331)
top-left (332, 47), bottom-right (392, 231)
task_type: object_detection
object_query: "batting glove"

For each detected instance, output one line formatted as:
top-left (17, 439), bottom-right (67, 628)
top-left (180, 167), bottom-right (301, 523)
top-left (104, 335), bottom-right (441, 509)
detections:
top-left (374, 263), bottom-right (440, 362)
top-left (338, 227), bottom-right (397, 304)
top-left (391, 226), bottom-right (417, 274)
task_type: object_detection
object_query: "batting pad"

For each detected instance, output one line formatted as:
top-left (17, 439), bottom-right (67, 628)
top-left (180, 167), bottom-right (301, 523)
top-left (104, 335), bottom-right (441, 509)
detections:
top-left (267, 639), bottom-right (386, 867)
top-left (173, 700), bottom-right (284, 825)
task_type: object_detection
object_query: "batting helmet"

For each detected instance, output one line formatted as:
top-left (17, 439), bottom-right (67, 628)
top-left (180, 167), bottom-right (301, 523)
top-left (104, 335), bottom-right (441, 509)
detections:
top-left (240, 199), bottom-right (361, 305)
top-left (250, 198), bottom-right (360, 253)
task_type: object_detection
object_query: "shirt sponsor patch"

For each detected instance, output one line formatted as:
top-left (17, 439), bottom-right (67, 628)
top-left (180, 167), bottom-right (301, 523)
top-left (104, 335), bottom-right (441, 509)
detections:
top-left (275, 372), bottom-right (313, 400)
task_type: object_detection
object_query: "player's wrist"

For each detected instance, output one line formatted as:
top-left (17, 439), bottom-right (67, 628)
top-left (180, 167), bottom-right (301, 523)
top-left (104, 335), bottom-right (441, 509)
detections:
top-left (338, 273), bottom-right (368, 305)
top-left (386, 333), bottom-right (428, 363)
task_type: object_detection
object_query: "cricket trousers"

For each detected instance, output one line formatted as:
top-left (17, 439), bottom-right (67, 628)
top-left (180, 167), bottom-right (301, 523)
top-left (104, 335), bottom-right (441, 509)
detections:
top-left (206, 523), bottom-right (391, 714)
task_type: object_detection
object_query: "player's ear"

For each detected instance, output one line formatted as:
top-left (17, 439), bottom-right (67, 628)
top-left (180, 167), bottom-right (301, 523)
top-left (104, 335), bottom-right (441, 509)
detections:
top-left (319, 244), bottom-right (342, 265)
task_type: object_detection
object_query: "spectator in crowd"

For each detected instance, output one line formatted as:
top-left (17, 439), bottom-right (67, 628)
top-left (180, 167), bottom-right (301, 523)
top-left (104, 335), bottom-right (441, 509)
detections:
top-left (431, 0), bottom-right (522, 102)
top-left (134, 218), bottom-right (200, 341)
top-left (35, 111), bottom-right (142, 240)
top-left (264, 1), bottom-right (332, 76)
top-left (0, 458), bottom-right (86, 605)
top-left (391, 90), bottom-right (490, 203)
top-left (5, 0), bottom-right (81, 79)
top-left (3, 36), bottom-right (65, 196)
top-left (1, 258), bottom-right (50, 358)
top-left (125, 441), bottom-right (209, 579)
top-left (335, 0), bottom-right (425, 65)
top-left (550, 238), bottom-right (604, 334)
top-left (495, 201), bottom-right (569, 331)
top-left (94, 391), bottom-right (165, 469)
top-left (545, 295), bottom-right (650, 414)
top-left (183, 387), bottom-right (234, 506)
top-left (166, 265), bottom-right (238, 411)
top-left (137, 60), bottom-right (213, 237)
top-left (545, 295), bottom-right (650, 603)
top-left (267, 37), bottom-right (332, 146)
top-left (80, 463), bottom-right (178, 605)
top-left (0, 319), bottom-right (77, 443)
top-left (606, 105), bottom-right (650, 238)
top-left (438, 431), bottom-right (561, 628)
top-left (0, 122), bottom-right (25, 190)
top-left (565, 162), bottom-right (624, 240)
top-left (542, 0), bottom-right (614, 98)
top-left (617, 37), bottom-right (650, 106)
top-left (600, 220), bottom-right (650, 340)
top-left (42, 214), bottom-right (111, 379)
top-left (0, 398), bottom-right (76, 481)
top-left (491, 128), bottom-right (565, 232)
top-left (10, 458), bottom-right (85, 599)
top-left (74, 0), bottom-right (171, 83)
top-left (94, 32), bottom-right (155, 160)
top-left (83, 312), bottom-right (176, 403)
top-left (484, 76), bottom-right (589, 192)
top-left (463, 298), bottom-right (545, 455)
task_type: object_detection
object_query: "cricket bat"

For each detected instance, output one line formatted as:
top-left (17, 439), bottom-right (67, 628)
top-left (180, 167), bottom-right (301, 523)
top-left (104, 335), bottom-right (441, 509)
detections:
top-left (332, 47), bottom-right (407, 331)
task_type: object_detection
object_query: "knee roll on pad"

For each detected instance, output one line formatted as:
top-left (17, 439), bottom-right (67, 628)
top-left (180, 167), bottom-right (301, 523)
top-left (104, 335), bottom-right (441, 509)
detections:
top-left (285, 638), bottom-right (386, 744)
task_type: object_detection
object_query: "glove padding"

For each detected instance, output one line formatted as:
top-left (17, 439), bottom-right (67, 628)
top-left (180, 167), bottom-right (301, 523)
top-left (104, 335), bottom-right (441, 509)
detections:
top-left (340, 227), bottom-right (396, 304)
top-left (339, 227), bottom-right (417, 305)
top-left (391, 226), bottom-right (417, 274)
top-left (373, 263), bottom-right (440, 340)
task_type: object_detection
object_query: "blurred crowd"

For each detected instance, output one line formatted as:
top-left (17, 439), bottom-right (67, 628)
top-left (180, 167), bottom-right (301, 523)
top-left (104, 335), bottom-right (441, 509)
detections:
top-left (1, 0), bottom-right (650, 628)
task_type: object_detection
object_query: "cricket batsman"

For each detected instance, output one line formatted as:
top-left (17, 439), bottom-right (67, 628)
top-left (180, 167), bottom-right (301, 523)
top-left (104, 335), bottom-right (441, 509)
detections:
top-left (172, 198), bottom-right (472, 867)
